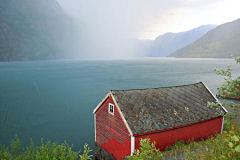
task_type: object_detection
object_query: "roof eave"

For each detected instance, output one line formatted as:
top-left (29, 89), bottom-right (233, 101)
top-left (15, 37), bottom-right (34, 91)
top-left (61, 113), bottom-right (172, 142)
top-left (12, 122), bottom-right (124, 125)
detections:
top-left (133, 116), bottom-right (223, 137)
top-left (93, 91), bottom-right (111, 114)
top-left (111, 92), bottom-right (134, 136)
top-left (93, 91), bottom-right (134, 136)
top-left (201, 81), bottom-right (228, 114)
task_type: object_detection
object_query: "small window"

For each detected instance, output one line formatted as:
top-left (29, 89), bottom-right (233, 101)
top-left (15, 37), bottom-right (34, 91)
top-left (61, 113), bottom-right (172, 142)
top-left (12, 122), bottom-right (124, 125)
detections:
top-left (108, 103), bottom-right (114, 115)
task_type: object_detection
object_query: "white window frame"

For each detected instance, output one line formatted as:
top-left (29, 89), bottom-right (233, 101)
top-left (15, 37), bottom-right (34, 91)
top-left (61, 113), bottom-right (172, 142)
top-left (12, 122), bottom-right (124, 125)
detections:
top-left (108, 103), bottom-right (114, 115)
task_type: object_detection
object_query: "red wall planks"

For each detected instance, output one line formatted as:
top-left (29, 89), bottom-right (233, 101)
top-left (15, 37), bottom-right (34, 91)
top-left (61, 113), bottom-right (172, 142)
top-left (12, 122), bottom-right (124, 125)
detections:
top-left (95, 96), bottom-right (131, 160)
top-left (135, 116), bottom-right (223, 151)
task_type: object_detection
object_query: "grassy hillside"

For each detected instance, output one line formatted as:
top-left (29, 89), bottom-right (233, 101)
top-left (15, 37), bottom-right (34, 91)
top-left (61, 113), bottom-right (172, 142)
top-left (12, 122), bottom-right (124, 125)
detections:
top-left (170, 18), bottom-right (240, 58)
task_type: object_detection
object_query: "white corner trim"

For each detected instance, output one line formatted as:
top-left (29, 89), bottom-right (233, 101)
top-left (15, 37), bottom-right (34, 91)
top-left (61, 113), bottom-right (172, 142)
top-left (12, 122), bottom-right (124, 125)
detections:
top-left (131, 136), bottom-right (135, 155)
top-left (221, 116), bottom-right (224, 134)
top-left (110, 91), bottom-right (133, 136)
top-left (93, 92), bottom-right (111, 113)
top-left (201, 82), bottom-right (228, 113)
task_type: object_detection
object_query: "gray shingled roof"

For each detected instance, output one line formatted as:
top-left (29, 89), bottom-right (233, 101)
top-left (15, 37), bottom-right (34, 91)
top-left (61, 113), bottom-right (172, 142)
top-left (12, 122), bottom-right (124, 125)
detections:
top-left (111, 82), bottom-right (225, 135)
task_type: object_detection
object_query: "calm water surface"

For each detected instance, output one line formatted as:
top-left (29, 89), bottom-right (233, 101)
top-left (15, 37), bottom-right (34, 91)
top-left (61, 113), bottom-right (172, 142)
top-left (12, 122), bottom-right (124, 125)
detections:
top-left (0, 58), bottom-right (239, 150)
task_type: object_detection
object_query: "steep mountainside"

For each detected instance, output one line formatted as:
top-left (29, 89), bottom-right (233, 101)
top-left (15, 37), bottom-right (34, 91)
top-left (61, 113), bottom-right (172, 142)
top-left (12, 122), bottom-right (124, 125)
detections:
top-left (0, 0), bottom-right (80, 61)
top-left (170, 19), bottom-right (240, 58)
top-left (137, 25), bottom-right (215, 57)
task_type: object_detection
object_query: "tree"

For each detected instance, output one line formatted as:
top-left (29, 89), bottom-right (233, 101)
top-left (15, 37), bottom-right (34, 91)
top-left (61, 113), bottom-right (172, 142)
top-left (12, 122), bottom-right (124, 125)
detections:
top-left (213, 57), bottom-right (240, 99)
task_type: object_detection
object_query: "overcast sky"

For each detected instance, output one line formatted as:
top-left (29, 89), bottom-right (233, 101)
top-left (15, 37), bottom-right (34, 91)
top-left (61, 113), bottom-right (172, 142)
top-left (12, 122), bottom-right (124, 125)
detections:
top-left (57, 0), bottom-right (240, 40)
top-left (55, 0), bottom-right (240, 58)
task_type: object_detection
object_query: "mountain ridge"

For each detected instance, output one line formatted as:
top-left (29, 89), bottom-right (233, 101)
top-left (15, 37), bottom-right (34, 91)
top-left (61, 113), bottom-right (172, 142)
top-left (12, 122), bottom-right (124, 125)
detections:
top-left (170, 18), bottom-right (240, 58)
top-left (137, 25), bottom-right (216, 57)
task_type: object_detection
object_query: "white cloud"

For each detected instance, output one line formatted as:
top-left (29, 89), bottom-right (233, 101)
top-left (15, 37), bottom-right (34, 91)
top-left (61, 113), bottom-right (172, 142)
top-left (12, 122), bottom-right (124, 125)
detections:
top-left (137, 8), bottom-right (203, 40)
top-left (138, 0), bottom-right (240, 40)
top-left (187, 0), bottom-right (203, 1)
top-left (210, 0), bottom-right (240, 25)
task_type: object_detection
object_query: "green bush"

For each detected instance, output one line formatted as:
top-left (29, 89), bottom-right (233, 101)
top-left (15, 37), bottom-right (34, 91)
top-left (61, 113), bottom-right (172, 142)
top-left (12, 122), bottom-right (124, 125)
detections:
top-left (170, 140), bottom-right (185, 150)
top-left (127, 138), bottom-right (163, 160)
top-left (0, 137), bottom-right (92, 160)
top-left (213, 56), bottom-right (240, 99)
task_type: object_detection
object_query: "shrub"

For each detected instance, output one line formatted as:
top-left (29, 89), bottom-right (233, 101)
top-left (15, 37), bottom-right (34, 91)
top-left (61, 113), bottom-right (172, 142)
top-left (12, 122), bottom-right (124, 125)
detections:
top-left (0, 137), bottom-right (92, 160)
top-left (127, 138), bottom-right (163, 160)
top-left (213, 56), bottom-right (240, 99)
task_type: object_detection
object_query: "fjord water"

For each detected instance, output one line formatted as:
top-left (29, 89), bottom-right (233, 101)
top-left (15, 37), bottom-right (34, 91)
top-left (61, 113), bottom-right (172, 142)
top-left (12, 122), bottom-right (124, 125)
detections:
top-left (0, 58), bottom-right (239, 150)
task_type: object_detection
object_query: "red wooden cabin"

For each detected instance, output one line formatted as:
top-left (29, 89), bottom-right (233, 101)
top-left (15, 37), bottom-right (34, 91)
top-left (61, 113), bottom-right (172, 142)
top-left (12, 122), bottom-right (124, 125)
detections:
top-left (93, 82), bottom-right (227, 160)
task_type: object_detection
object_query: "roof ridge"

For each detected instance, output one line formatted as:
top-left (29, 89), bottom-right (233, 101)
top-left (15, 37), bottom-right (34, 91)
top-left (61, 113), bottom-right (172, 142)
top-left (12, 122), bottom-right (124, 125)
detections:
top-left (111, 81), bottom-right (203, 92)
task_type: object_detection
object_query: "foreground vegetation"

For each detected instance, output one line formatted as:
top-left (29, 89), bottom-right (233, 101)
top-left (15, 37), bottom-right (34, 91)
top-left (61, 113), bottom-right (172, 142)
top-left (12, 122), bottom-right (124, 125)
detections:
top-left (1, 107), bottom-right (239, 160)
top-left (0, 138), bottom-right (92, 160)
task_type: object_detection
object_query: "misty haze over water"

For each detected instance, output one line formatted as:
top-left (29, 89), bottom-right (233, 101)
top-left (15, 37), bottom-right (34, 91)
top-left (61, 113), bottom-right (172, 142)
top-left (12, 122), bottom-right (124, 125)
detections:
top-left (1, 0), bottom-right (240, 61)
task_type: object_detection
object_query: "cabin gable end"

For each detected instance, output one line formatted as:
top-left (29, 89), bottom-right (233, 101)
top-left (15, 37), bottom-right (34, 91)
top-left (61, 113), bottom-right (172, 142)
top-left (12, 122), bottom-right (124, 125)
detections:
top-left (94, 95), bottom-right (131, 159)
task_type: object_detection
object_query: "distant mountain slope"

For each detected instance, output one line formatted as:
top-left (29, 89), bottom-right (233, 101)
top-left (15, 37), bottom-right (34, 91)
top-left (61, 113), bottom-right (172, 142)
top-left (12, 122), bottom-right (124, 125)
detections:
top-left (170, 19), bottom-right (240, 58)
top-left (137, 25), bottom-right (215, 57)
top-left (0, 0), bottom-right (80, 61)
